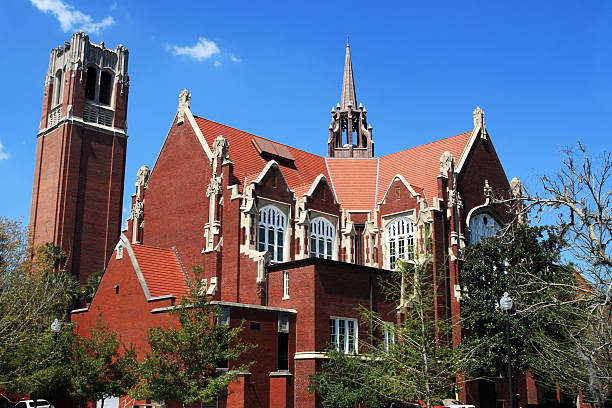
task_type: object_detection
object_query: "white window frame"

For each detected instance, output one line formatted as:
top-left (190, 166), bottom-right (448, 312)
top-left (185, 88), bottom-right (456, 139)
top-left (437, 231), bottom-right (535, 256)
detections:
top-left (329, 317), bottom-right (358, 354)
top-left (310, 217), bottom-right (335, 260)
top-left (282, 270), bottom-right (289, 299)
top-left (385, 217), bottom-right (415, 269)
top-left (383, 323), bottom-right (395, 353)
top-left (53, 70), bottom-right (63, 106)
top-left (258, 205), bottom-right (286, 263)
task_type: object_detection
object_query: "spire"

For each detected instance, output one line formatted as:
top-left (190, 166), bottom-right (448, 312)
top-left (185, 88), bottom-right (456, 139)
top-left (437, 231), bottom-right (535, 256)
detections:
top-left (340, 41), bottom-right (357, 110)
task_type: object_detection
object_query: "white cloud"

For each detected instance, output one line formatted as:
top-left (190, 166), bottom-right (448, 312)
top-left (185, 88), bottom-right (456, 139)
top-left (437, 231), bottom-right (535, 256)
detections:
top-left (0, 142), bottom-right (10, 160)
top-left (29, 0), bottom-right (115, 34)
top-left (230, 55), bottom-right (241, 63)
top-left (214, 60), bottom-right (221, 68)
top-left (172, 37), bottom-right (220, 61)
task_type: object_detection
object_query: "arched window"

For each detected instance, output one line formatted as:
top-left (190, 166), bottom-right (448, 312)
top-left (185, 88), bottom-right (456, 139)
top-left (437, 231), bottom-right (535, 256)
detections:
top-left (386, 217), bottom-right (414, 269)
top-left (99, 71), bottom-right (113, 105)
top-left (85, 66), bottom-right (98, 101)
top-left (53, 71), bottom-right (63, 106)
top-left (469, 212), bottom-right (501, 244)
top-left (310, 217), bottom-right (335, 260)
top-left (258, 205), bottom-right (286, 263)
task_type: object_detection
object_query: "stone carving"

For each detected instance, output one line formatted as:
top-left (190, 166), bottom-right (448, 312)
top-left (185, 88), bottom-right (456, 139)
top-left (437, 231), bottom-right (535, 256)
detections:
top-left (483, 179), bottom-right (493, 200)
top-left (439, 151), bottom-right (454, 175)
top-left (447, 188), bottom-right (463, 209)
top-left (212, 135), bottom-right (229, 161)
top-left (473, 106), bottom-right (484, 128)
top-left (176, 89), bottom-right (191, 124)
top-left (131, 198), bottom-right (144, 220)
top-left (206, 176), bottom-right (223, 197)
top-left (510, 177), bottom-right (523, 198)
top-left (136, 165), bottom-right (150, 188)
top-left (135, 165), bottom-right (150, 201)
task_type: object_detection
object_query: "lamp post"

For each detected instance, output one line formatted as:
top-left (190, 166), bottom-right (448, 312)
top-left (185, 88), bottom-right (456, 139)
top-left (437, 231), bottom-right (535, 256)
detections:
top-left (50, 318), bottom-right (61, 364)
top-left (500, 292), bottom-right (514, 408)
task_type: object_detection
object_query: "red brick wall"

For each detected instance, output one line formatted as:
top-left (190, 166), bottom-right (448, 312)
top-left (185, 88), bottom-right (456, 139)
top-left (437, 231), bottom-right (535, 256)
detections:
top-left (30, 124), bottom-right (127, 283)
top-left (458, 135), bottom-right (511, 223)
top-left (143, 119), bottom-right (209, 273)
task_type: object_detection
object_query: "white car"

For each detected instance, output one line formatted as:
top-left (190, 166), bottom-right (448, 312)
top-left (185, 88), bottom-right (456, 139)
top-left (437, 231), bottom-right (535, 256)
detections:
top-left (442, 399), bottom-right (475, 408)
top-left (14, 400), bottom-right (55, 408)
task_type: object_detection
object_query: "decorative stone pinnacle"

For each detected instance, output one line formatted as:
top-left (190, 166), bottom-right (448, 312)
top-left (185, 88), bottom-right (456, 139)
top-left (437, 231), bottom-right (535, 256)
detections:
top-left (510, 177), bottom-right (522, 198)
top-left (439, 151), bottom-right (454, 175)
top-left (473, 106), bottom-right (484, 128)
top-left (177, 89), bottom-right (191, 124)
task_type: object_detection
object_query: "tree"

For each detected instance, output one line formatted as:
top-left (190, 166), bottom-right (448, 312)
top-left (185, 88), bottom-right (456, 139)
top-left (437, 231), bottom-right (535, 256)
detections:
top-left (132, 289), bottom-right (253, 407)
top-left (458, 225), bottom-right (583, 391)
top-left (70, 317), bottom-right (138, 407)
top-left (516, 144), bottom-right (612, 405)
top-left (310, 260), bottom-right (456, 408)
top-left (0, 217), bottom-right (80, 394)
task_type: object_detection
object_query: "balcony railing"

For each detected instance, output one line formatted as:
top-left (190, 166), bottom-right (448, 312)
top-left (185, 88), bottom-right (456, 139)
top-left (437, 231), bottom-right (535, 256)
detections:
top-left (48, 105), bottom-right (62, 127)
top-left (83, 102), bottom-right (113, 127)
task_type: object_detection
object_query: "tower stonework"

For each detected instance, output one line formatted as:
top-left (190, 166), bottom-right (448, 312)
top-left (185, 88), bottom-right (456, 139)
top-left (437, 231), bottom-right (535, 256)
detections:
top-left (30, 32), bottom-right (129, 283)
top-left (328, 42), bottom-right (374, 158)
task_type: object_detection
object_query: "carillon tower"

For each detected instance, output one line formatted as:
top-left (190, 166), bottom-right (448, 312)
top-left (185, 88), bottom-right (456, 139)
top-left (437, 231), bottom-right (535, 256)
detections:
top-left (30, 32), bottom-right (129, 282)
top-left (327, 41), bottom-right (374, 158)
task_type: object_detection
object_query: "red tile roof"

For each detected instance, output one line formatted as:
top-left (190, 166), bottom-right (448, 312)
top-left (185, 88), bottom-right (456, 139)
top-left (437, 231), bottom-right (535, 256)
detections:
top-left (130, 245), bottom-right (190, 298)
top-left (192, 115), bottom-right (472, 211)
top-left (326, 158), bottom-right (379, 211)
top-left (378, 132), bottom-right (472, 204)
top-left (194, 116), bottom-right (330, 193)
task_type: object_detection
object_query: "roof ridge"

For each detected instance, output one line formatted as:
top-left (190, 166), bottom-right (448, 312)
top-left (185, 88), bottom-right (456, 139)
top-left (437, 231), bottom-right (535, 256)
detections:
top-left (379, 131), bottom-right (471, 159)
top-left (131, 243), bottom-right (177, 252)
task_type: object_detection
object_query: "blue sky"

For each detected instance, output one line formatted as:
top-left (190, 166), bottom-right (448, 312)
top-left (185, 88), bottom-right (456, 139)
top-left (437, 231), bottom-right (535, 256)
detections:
top-left (1, 1), bottom-right (610, 224)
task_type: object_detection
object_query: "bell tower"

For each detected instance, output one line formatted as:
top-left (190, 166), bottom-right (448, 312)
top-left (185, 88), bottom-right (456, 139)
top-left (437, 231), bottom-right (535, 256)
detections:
top-left (328, 41), bottom-right (374, 158)
top-left (30, 32), bottom-right (129, 283)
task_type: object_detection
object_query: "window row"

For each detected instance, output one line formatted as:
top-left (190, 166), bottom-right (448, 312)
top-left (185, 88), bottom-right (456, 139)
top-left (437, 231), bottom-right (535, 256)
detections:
top-left (256, 205), bottom-right (418, 269)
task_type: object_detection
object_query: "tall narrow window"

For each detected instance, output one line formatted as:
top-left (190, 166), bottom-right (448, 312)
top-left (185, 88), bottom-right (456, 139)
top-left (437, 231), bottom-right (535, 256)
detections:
top-left (385, 217), bottom-right (415, 269)
top-left (53, 71), bottom-right (62, 106)
top-left (383, 323), bottom-right (395, 353)
top-left (258, 205), bottom-right (286, 263)
top-left (310, 217), bottom-right (335, 259)
top-left (278, 313), bottom-right (289, 370)
top-left (99, 71), bottom-right (113, 105)
top-left (329, 317), bottom-right (358, 354)
top-left (85, 66), bottom-right (98, 100)
top-left (283, 270), bottom-right (289, 299)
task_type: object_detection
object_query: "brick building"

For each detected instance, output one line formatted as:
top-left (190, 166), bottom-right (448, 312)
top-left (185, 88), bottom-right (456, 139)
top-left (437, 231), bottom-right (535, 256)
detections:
top-left (32, 33), bottom-right (545, 408)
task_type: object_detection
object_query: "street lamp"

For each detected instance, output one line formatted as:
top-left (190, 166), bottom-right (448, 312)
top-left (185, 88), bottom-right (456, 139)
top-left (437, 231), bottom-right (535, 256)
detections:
top-left (50, 318), bottom-right (61, 364)
top-left (500, 292), bottom-right (514, 408)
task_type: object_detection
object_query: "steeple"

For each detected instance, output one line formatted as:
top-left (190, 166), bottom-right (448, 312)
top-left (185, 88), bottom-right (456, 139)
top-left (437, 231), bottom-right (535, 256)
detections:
top-left (340, 41), bottom-right (357, 110)
top-left (327, 42), bottom-right (374, 158)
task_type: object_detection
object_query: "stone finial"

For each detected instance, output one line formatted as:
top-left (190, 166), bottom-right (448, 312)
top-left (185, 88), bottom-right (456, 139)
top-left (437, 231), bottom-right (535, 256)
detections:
top-left (177, 89), bottom-right (191, 124)
top-left (136, 165), bottom-right (151, 187)
top-left (473, 106), bottom-right (484, 128)
top-left (439, 151), bottom-right (455, 176)
top-left (510, 177), bottom-right (523, 198)
top-left (212, 135), bottom-right (229, 161)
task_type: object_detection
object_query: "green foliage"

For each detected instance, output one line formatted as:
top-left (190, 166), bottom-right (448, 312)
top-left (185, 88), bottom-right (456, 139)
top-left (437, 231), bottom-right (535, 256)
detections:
top-left (132, 291), bottom-right (253, 406)
top-left (310, 260), bottom-right (456, 408)
top-left (80, 269), bottom-right (104, 304)
top-left (309, 350), bottom-right (384, 408)
top-left (70, 317), bottom-right (138, 406)
top-left (459, 224), bottom-right (583, 387)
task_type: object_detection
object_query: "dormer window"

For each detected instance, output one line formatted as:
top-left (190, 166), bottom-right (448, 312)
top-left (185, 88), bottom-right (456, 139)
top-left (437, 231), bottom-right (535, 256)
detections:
top-left (85, 66), bottom-right (114, 106)
top-left (386, 217), bottom-right (415, 269)
top-left (258, 205), bottom-right (286, 263)
top-left (310, 217), bottom-right (335, 260)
